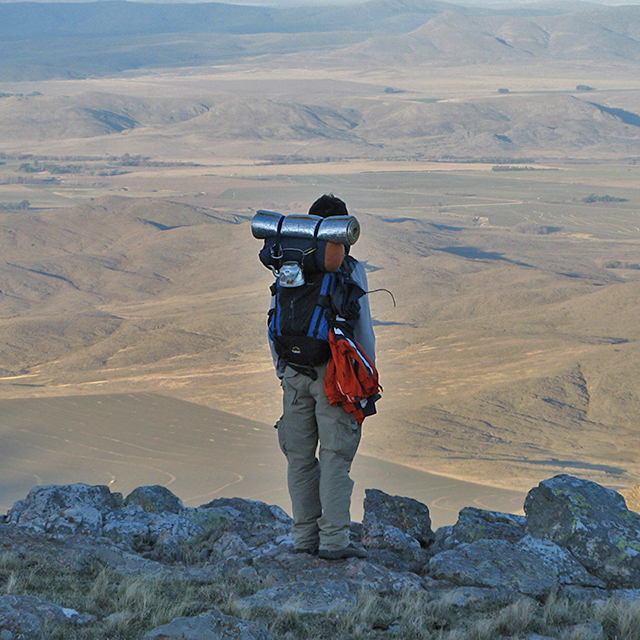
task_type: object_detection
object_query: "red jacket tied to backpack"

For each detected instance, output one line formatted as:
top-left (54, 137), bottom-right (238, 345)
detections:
top-left (325, 326), bottom-right (381, 424)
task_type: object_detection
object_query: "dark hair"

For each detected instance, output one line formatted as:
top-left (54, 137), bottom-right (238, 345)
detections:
top-left (308, 194), bottom-right (348, 218)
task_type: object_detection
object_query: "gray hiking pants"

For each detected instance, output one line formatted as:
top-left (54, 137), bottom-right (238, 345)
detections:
top-left (277, 363), bottom-right (361, 551)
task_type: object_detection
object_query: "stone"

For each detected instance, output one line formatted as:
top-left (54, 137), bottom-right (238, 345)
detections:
top-left (362, 489), bottom-right (435, 550)
top-left (234, 544), bottom-right (425, 594)
top-left (439, 507), bottom-right (527, 551)
top-left (609, 589), bottom-right (640, 600)
top-left (102, 505), bottom-right (152, 547)
top-left (199, 498), bottom-right (292, 549)
top-left (518, 536), bottom-right (606, 588)
top-left (565, 622), bottom-right (604, 640)
top-left (525, 474), bottom-right (640, 588)
top-left (428, 539), bottom-right (560, 598)
top-left (0, 595), bottom-right (95, 639)
top-left (428, 533), bottom-right (605, 598)
top-left (0, 606), bottom-right (42, 640)
top-left (559, 585), bottom-right (610, 602)
top-left (428, 585), bottom-right (520, 611)
top-left (361, 488), bottom-right (435, 570)
top-left (6, 484), bottom-right (122, 536)
top-left (143, 608), bottom-right (271, 640)
top-left (124, 485), bottom-right (184, 514)
top-left (5, 476), bottom-right (640, 637)
top-left (212, 532), bottom-right (251, 559)
top-left (103, 506), bottom-right (230, 562)
top-left (235, 579), bottom-right (358, 618)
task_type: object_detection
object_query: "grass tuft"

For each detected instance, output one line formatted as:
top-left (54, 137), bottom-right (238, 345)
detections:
top-left (4, 549), bottom-right (640, 640)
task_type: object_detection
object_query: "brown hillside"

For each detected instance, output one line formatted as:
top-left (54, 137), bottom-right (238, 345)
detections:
top-left (2, 196), bottom-right (640, 494)
top-left (334, 7), bottom-right (640, 65)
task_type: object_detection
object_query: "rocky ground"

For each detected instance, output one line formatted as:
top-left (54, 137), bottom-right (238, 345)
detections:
top-left (1, 475), bottom-right (640, 639)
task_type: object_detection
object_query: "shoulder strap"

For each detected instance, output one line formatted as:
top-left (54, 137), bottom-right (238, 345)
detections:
top-left (308, 272), bottom-right (336, 339)
top-left (341, 254), bottom-right (357, 278)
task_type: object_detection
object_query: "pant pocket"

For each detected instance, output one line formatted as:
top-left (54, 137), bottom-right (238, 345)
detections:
top-left (330, 415), bottom-right (361, 462)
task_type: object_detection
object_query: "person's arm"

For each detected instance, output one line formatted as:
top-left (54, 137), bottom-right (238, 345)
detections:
top-left (350, 261), bottom-right (376, 364)
top-left (268, 296), bottom-right (286, 378)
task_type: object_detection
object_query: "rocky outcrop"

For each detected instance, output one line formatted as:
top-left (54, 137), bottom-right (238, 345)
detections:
top-left (434, 506), bottom-right (527, 551)
top-left (1, 473), bottom-right (640, 638)
top-left (6, 483), bottom-right (122, 537)
top-left (525, 474), bottom-right (640, 588)
top-left (125, 484), bottom-right (184, 514)
top-left (428, 535), bottom-right (605, 598)
top-left (6, 482), bottom-right (291, 565)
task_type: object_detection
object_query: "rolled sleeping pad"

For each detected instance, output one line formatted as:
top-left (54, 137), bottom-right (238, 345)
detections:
top-left (251, 210), bottom-right (360, 246)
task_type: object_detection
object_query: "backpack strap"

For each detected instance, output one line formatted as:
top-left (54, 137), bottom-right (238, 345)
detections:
top-left (270, 215), bottom-right (286, 269)
top-left (308, 272), bottom-right (336, 340)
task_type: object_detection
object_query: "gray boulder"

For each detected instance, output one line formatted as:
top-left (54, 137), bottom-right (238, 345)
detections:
top-left (438, 507), bottom-right (527, 551)
top-left (144, 608), bottom-right (271, 640)
top-left (199, 497), bottom-right (292, 549)
top-left (0, 606), bottom-right (43, 640)
top-left (525, 474), bottom-right (640, 588)
top-left (215, 543), bottom-right (425, 594)
top-left (518, 536), bottom-right (606, 588)
top-left (428, 539), bottom-right (558, 598)
top-left (6, 484), bottom-right (122, 536)
top-left (361, 489), bottom-right (435, 558)
top-left (565, 622), bottom-right (604, 640)
top-left (4, 483), bottom-right (290, 565)
top-left (124, 485), bottom-right (184, 514)
top-left (428, 534), bottom-right (603, 598)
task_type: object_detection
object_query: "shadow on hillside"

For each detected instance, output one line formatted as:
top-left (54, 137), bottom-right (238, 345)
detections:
top-left (527, 458), bottom-right (627, 477)
top-left (372, 319), bottom-right (412, 327)
top-left (588, 102), bottom-right (640, 128)
top-left (437, 246), bottom-right (532, 267)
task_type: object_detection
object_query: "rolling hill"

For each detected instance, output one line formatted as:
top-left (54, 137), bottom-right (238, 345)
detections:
top-left (2, 195), bottom-right (640, 495)
top-left (1, 88), bottom-right (638, 161)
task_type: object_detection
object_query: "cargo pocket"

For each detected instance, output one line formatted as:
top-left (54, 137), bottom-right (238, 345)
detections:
top-left (277, 422), bottom-right (288, 456)
top-left (331, 413), bottom-right (361, 463)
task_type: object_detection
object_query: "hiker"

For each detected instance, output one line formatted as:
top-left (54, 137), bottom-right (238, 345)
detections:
top-left (256, 194), bottom-right (378, 560)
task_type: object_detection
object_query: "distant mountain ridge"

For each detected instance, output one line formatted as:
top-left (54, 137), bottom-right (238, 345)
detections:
top-left (0, 0), bottom-right (458, 40)
top-left (339, 5), bottom-right (640, 64)
top-left (0, 0), bottom-right (639, 80)
top-left (0, 0), bottom-right (625, 42)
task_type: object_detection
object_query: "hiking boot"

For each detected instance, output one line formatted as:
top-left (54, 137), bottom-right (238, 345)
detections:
top-left (318, 544), bottom-right (367, 560)
top-left (293, 547), bottom-right (318, 556)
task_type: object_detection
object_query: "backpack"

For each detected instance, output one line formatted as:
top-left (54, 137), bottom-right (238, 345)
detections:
top-left (266, 247), bottom-right (365, 369)
top-left (268, 270), bottom-right (337, 367)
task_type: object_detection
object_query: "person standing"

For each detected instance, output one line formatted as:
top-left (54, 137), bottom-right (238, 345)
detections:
top-left (266, 194), bottom-right (376, 559)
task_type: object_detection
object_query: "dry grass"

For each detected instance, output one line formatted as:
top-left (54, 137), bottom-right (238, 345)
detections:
top-left (0, 550), bottom-right (243, 640)
top-left (3, 548), bottom-right (640, 640)
top-left (239, 587), bottom-right (640, 640)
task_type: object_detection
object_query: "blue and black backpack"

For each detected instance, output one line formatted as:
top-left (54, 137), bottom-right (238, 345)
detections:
top-left (261, 236), bottom-right (364, 369)
top-left (268, 269), bottom-right (337, 367)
